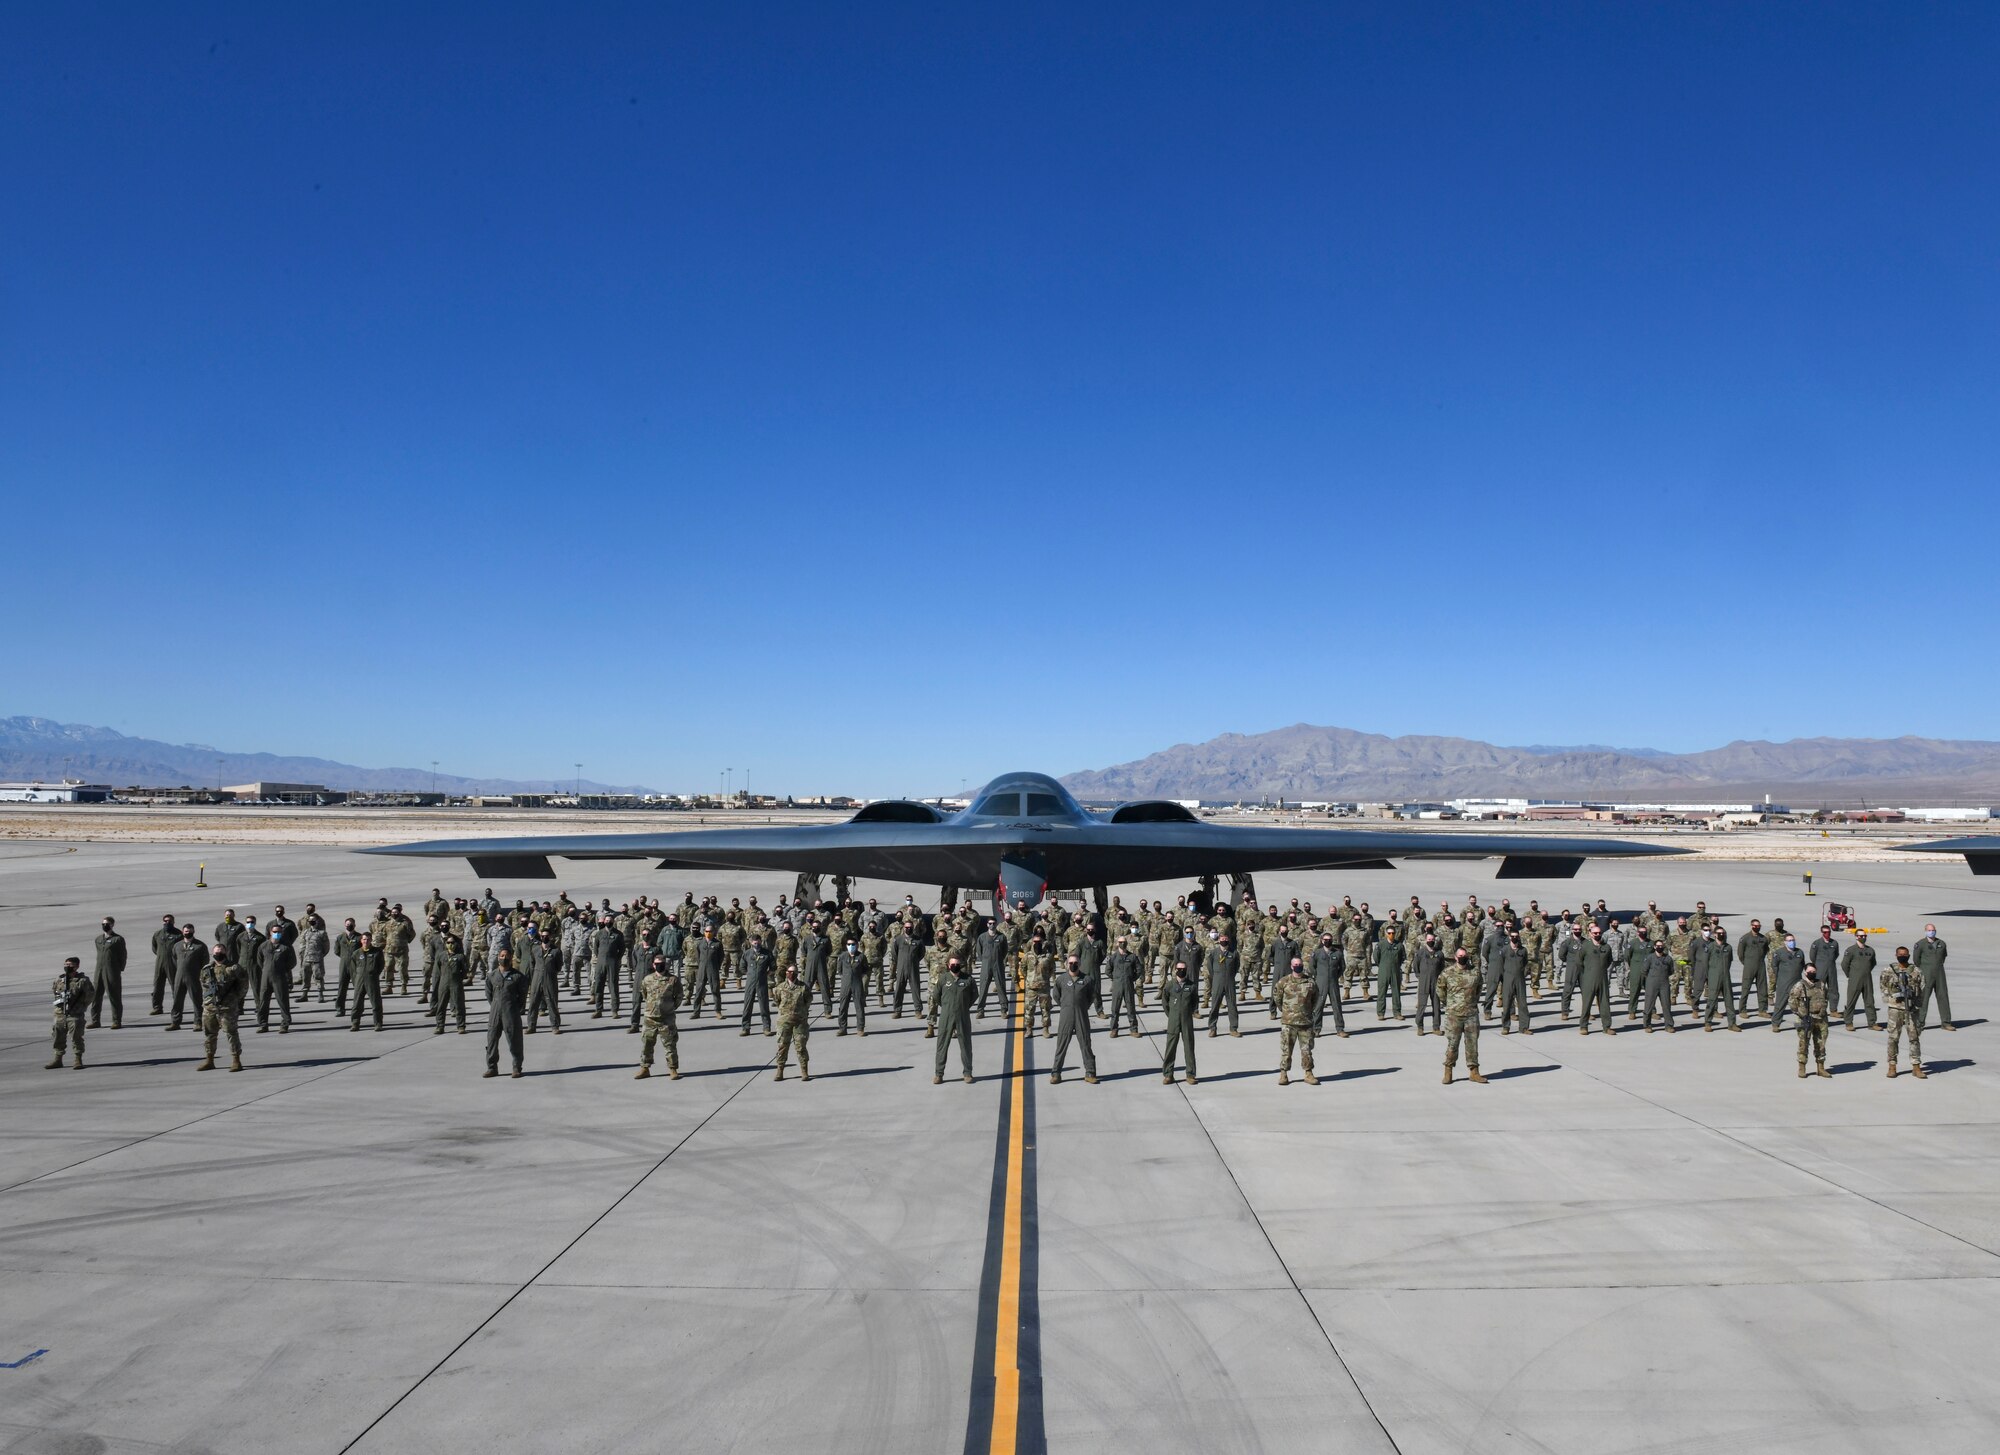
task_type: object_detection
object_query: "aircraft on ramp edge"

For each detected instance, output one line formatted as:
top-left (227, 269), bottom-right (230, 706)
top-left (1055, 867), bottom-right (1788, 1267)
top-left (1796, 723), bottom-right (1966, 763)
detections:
top-left (364, 770), bottom-right (1690, 910)
top-left (1897, 836), bottom-right (2000, 875)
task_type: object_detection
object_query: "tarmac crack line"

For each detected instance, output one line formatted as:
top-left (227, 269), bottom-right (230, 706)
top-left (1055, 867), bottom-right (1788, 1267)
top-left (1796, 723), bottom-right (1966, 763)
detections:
top-left (1132, 1004), bottom-right (1405, 1455)
top-left (335, 1020), bottom-right (789, 1454)
top-left (1509, 1030), bottom-right (2000, 1266)
top-left (0, 1028), bottom-right (450, 1197)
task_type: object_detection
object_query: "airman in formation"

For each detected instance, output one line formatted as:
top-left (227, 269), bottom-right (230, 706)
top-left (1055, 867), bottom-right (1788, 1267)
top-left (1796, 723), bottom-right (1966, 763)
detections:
top-left (43, 887), bottom-right (1961, 1094)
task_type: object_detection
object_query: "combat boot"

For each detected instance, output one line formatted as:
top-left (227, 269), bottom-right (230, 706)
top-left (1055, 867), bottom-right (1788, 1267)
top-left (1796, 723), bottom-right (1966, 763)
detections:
top-left (1886, 1063), bottom-right (1896, 1079)
top-left (962, 1073), bottom-right (973, 1084)
top-left (1185, 1075), bottom-right (1198, 1086)
top-left (799, 1067), bottom-right (811, 1082)
top-left (774, 1066), bottom-right (786, 1081)
top-left (1796, 1063), bottom-right (1807, 1079)
top-left (1084, 1075), bottom-right (1098, 1085)
top-left (1815, 1064), bottom-right (1832, 1078)
top-left (1162, 1074), bottom-right (1174, 1085)
top-left (1049, 1071), bottom-right (1062, 1085)
top-left (229, 1055), bottom-right (242, 1072)
top-left (197, 1053), bottom-right (215, 1071)
top-left (45, 1055), bottom-right (62, 1070)
top-left (1468, 1069), bottom-right (1488, 1085)
top-left (670, 1068), bottom-right (681, 1080)
top-left (1442, 1068), bottom-right (1453, 1085)
top-left (1912, 1065), bottom-right (1927, 1079)
top-left (1303, 1072), bottom-right (1319, 1086)
top-left (635, 1065), bottom-right (651, 1080)
top-left (933, 1074), bottom-right (943, 1084)
top-left (1278, 1072), bottom-right (1290, 1086)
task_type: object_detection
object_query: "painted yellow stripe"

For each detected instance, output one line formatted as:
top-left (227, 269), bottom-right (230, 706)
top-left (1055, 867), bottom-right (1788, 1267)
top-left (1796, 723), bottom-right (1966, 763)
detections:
top-left (987, 979), bottom-right (1028, 1455)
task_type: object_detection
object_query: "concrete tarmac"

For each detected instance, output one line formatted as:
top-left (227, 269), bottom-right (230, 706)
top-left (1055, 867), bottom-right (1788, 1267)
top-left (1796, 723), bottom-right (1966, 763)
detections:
top-left (1, 840), bottom-right (1995, 1453)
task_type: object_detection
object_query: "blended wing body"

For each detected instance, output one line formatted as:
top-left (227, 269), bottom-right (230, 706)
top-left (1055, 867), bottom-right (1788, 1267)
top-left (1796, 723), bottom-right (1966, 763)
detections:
top-left (1899, 836), bottom-right (2000, 875)
top-left (364, 770), bottom-right (1686, 892)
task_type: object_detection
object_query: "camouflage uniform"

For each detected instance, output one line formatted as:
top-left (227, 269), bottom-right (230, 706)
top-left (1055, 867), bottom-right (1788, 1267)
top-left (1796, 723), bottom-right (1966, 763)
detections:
top-left (773, 974), bottom-right (811, 1079)
top-left (1022, 945), bottom-right (1053, 1036)
top-left (1787, 974), bottom-right (1831, 1076)
top-left (383, 913), bottom-right (417, 995)
top-left (1274, 969), bottom-right (1318, 1084)
top-left (1438, 959), bottom-right (1483, 1082)
top-left (1881, 960), bottom-right (1925, 1077)
top-left (49, 967), bottom-right (92, 1068)
top-left (199, 956), bottom-right (249, 1070)
top-left (636, 965), bottom-right (684, 1076)
top-left (923, 942), bottom-right (951, 1036)
top-left (1666, 923), bottom-right (1696, 1006)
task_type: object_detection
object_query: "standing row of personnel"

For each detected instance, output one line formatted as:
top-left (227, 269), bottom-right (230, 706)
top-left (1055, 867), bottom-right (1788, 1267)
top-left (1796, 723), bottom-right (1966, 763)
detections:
top-left (54, 889), bottom-right (1959, 1086)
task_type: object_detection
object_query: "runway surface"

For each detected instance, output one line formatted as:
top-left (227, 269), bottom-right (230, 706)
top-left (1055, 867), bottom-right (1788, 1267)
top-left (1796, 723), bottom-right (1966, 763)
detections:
top-left (2, 841), bottom-right (1996, 1453)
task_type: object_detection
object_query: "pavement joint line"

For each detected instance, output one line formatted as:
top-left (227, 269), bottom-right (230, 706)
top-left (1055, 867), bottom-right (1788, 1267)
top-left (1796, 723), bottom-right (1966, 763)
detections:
top-left (0, 1025), bottom-right (451, 1197)
top-left (1508, 1025), bottom-right (2000, 1266)
top-left (335, 1013), bottom-right (791, 1454)
top-left (964, 982), bottom-right (1044, 1455)
top-left (1132, 999), bottom-right (1405, 1455)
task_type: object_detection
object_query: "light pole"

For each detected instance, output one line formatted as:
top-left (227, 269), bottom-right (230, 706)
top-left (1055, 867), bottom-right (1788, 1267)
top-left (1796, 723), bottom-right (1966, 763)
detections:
top-left (430, 760), bottom-right (438, 797)
top-left (575, 763), bottom-right (583, 797)
top-left (724, 768), bottom-right (733, 800)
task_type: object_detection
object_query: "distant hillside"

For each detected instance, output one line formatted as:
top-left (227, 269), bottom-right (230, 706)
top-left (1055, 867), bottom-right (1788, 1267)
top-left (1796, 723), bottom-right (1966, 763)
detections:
top-left (0, 717), bottom-right (652, 796)
top-left (1061, 724), bottom-right (2000, 804)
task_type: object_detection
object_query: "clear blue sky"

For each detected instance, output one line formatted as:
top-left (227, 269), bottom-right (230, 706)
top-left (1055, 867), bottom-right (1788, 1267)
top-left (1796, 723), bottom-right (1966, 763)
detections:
top-left (5, 3), bottom-right (1994, 795)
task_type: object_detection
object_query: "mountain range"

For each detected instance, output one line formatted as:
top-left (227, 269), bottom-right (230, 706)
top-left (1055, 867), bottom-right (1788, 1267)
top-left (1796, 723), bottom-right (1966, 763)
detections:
top-left (0, 717), bottom-right (652, 796)
top-left (1059, 724), bottom-right (2000, 805)
top-left (8, 714), bottom-right (1997, 806)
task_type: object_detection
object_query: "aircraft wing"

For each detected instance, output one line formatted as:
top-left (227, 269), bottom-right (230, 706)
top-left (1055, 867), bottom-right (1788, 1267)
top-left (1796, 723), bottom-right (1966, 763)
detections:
top-left (362, 818), bottom-right (1686, 886)
top-left (1035, 821), bottom-right (1684, 885)
top-left (1898, 836), bottom-right (2000, 875)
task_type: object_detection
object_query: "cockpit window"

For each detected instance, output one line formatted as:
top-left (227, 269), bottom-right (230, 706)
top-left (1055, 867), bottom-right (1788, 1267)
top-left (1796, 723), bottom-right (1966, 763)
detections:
top-left (1023, 793), bottom-right (1066, 817)
top-left (973, 793), bottom-right (1020, 817)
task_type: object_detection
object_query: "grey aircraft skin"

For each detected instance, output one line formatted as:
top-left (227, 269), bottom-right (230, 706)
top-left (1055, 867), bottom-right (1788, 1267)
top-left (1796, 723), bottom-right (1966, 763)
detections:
top-left (364, 770), bottom-right (1686, 906)
top-left (1899, 836), bottom-right (2000, 874)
